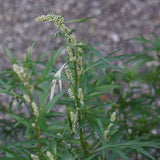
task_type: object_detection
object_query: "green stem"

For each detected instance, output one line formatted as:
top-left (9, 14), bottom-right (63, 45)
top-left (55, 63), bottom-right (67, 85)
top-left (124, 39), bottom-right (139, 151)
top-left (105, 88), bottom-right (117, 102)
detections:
top-left (29, 92), bottom-right (42, 160)
top-left (90, 140), bottom-right (102, 154)
top-left (73, 61), bottom-right (88, 156)
top-left (35, 123), bottom-right (42, 160)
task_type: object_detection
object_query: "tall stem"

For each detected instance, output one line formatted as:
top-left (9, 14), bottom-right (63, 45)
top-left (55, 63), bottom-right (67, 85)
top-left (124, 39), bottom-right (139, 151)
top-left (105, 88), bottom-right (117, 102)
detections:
top-left (36, 123), bottom-right (42, 160)
top-left (73, 61), bottom-right (88, 155)
top-left (29, 92), bottom-right (42, 160)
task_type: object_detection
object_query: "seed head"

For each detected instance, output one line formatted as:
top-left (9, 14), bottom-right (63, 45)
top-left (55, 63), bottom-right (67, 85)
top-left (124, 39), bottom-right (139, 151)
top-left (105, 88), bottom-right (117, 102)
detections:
top-left (13, 64), bottom-right (31, 82)
top-left (68, 88), bottom-right (75, 100)
top-left (67, 47), bottom-right (76, 62)
top-left (77, 57), bottom-right (83, 66)
top-left (70, 111), bottom-right (76, 122)
top-left (65, 66), bottom-right (74, 84)
top-left (78, 88), bottom-right (84, 106)
top-left (23, 94), bottom-right (31, 103)
top-left (31, 154), bottom-right (39, 160)
top-left (35, 14), bottom-right (55, 22)
top-left (46, 151), bottom-right (54, 160)
top-left (31, 102), bottom-right (39, 117)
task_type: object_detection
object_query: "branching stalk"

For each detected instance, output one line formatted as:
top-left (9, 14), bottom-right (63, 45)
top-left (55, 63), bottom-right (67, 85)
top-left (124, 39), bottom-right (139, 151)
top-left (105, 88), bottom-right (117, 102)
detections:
top-left (73, 61), bottom-right (88, 155)
top-left (29, 92), bottom-right (42, 160)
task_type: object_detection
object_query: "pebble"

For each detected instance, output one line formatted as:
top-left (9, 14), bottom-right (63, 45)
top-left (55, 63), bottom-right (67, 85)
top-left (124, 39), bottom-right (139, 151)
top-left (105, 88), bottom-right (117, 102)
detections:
top-left (109, 32), bottom-right (120, 42)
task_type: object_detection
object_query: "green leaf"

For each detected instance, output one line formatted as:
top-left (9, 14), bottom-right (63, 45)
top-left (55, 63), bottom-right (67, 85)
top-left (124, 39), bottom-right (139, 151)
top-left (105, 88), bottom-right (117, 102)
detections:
top-left (130, 146), bottom-right (156, 160)
top-left (47, 123), bottom-right (65, 131)
top-left (38, 47), bottom-right (64, 83)
top-left (58, 99), bottom-right (75, 107)
top-left (96, 84), bottom-right (120, 91)
top-left (106, 49), bottom-right (121, 57)
top-left (26, 42), bottom-right (35, 62)
top-left (90, 47), bottom-right (111, 64)
top-left (4, 46), bottom-right (17, 64)
top-left (129, 37), bottom-right (155, 45)
top-left (96, 140), bottom-right (160, 159)
top-left (85, 112), bottom-right (106, 143)
top-left (50, 63), bottom-right (66, 100)
top-left (107, 54), bottom-right (134, 61)
top-left (8, 114), bottom-right (30, 128)
top-left (64, 17), bottom-right (97, 23)
top-left (0, 145), bottom-right (27, 160)
top-left (113, 149), bottom-right (129, 160)
top-left (85, 153), bottom-right (98, 160)
top-left (36, 81), bottom-right (52, 109)
top-left (45, 90), bottom-right (65, 113)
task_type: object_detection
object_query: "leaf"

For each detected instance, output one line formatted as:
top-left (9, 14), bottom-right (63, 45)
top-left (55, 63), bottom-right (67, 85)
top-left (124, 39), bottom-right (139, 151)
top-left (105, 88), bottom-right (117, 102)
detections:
top-left (36, 81), bottom-right (51, 109)
top-left (96, 84), bottom-right (120, 91)
top-left (106, 49), bottom-right (121, 57)
top-left (0, 145), bottom-right (26, 160)
top-left (50, 63), bottom-right (66, 100)
top-left (39, 47), bottom-right (64, 83)
top-left (86, 84), bottom-right (120, 97)
top-left (8, 114), bottom-right (30, 128)
top-left (58, 99), bottom-right (75, 107)
top-left (45, 90), bottom-right (65, 113)
top-left (85, 153), bottom-right (98, 160)
top-left (113, 149), bottom-right (129, 160)
top-left (26, 42), bottom-right (35, 62)
top-left (47, 123), bottom-right (65, 131)
top-left (87, 103), bottom-right (115, 110)
top-left (85, 112), bottom-right (106, 143)
top-left (130, 146), bottom-right (156, 160)
top-left (96, 140), bottom-right (160, 159)
top-left (129, 37), bottom-right (155, 45)
top-left (107, 54), bottom-right (134, 61)
top-left (90, 47), bottom-right (111, 64)
top-left (64, 17), bottom-right (97, 23)
top-left (4, 46), bottom-right (17, 64)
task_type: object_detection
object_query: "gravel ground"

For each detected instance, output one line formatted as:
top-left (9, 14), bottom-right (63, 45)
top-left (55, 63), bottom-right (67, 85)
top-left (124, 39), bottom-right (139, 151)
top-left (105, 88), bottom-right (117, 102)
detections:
top-left (0, 0), bottom-right (160, 70)
top-left (0, 1), bottom-right (160, 158)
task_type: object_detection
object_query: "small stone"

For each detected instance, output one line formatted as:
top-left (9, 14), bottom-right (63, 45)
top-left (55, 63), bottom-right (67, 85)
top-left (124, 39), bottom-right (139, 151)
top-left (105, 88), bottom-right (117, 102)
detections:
top-left (109, 32), bottom-right (120, 42)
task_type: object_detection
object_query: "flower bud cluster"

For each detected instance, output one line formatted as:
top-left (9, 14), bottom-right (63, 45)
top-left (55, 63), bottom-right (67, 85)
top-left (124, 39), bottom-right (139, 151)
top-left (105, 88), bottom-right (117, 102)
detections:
top-left (35, 13), bottom-right (77, 46)
top-left (67, 47), bottom-right (76, 62)
top-left (23, 94), bottom-right (31, 103)
top-left (110, 111), bottom-right (116, 122)
top-left (12, 64), bottom-right (34, 93)
top-left (31, 154), bottom-right (39, 160)
top-left (32, 123), bottom-right (36, 128)
top-left (78, 45), bottom-right (83, 53)
top-left (68, 88), bottom-right (75, 100)
top-left (24, 82), bottom-right (34, 93)
top-left (31, 102), bottom-right (39, 117)
top-left (70, 111), bottom-right (77, 133)
top-left (13, 64), bottom-right (31, 82)
top-left (104, 112), bottom-right (116, 140)
top-left (13, 64), bottom-right (39, 118)
top-left (46, 151), bottom-right (54, 160)
top-left (77, 57), bottom-right (83, 67)
top-left (60, 24), bottom-right (71, 34)
top-left (35, 14), bottom-right (64, 26)
top-left (66, 35), bottom-right (77, 46)
top-left (70, 111), bottom-right (76, 122)
top-left (78, 88), bottom-right (84, 106)
top-left (65, 66), bottom-right (74, 85)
